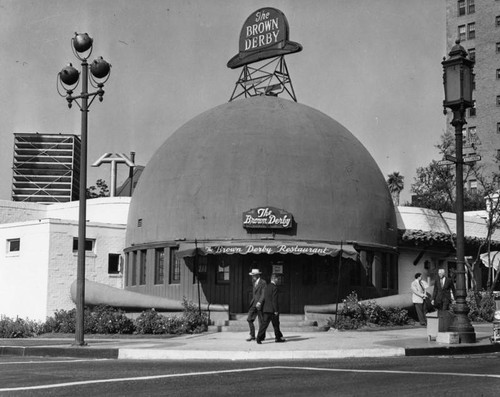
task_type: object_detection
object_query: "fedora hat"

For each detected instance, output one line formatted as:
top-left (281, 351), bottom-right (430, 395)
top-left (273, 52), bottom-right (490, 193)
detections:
top-left (249, 269), bottom-right (262, 276)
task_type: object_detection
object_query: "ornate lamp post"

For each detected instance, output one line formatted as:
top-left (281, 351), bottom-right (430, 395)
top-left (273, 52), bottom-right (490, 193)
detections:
top-left (442, 39), bottom-right (476, 343)
top-left (58, 33), bottom-right (111, 346)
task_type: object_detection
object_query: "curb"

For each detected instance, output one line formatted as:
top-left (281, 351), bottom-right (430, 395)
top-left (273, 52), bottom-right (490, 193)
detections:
top-left (405, 343), bottom-right (500, 356)
top-left (118, 348), bottom-right (406, 360)
top-left (0, 346), bottom-right (119, 359)
top-left (2, 344), bottom-right (500, 361)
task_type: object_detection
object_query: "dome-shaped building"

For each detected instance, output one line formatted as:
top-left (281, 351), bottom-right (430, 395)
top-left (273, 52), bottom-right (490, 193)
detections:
top-left (124, 96), bottom-right (398, 314)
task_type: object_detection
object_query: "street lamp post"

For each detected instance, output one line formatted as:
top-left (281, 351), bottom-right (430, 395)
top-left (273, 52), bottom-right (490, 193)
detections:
top-left (58, 33), bottom-right (111, 346)
top-left (442, 39), bottom-right (476, 343)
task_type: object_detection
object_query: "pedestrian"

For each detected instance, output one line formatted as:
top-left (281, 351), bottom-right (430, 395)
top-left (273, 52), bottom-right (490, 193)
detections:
top-left (431, 268), bottom-right (456, 310)
top-left (256, 273), bottom-right (286, 344)
top-left (246, 268), bottom-right (266, 342)
top-left (410, 272), bottom-right (428, 326)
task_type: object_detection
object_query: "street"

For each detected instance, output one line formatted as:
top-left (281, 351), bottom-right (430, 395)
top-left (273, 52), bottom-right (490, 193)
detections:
top-left (1, 354), bottom-right (500, 396)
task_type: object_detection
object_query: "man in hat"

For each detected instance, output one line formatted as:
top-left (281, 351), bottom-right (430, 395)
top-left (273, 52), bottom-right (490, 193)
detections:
top-left (256, 273), bottom-right (286, 344)
top-left (247, 268), bottom-right (266, 341)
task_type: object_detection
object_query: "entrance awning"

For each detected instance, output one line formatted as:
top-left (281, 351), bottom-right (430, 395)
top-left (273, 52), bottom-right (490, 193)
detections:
top-left (176, 240), bottom-right (358, 260)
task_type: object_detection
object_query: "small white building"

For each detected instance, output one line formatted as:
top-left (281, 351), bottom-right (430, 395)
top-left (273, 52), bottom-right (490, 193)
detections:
top-left (0, 197), bottom-right (130, 321)
top-left (396, 206), bottom-right (500, 291)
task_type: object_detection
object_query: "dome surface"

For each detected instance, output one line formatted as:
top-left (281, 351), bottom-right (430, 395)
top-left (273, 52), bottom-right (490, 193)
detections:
top-left (126, 96), bottom-right (396, 247)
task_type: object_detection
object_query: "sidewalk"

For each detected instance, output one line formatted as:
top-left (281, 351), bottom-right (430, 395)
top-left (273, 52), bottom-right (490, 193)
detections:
top-left (1, 323), bottom-right (499, 361)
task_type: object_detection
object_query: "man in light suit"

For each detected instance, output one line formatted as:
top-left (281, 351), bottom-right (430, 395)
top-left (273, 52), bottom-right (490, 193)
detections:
top-left (256, 273), bottom-right (286, 344)
top-left (431, 268), bottom-right (456, 310)
top-left (410, 272), bottom-right (429, 325)
top-left (246, 269), bottom-right (266, 341)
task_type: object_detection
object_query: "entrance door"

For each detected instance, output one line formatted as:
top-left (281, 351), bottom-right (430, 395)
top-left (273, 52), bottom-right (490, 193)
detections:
top-left (243, 254), bottom-right (291, 313)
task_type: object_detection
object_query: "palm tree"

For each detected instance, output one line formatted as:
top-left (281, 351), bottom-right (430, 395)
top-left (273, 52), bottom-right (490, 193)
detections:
top-left (387, 172), bottom-right (404, 206)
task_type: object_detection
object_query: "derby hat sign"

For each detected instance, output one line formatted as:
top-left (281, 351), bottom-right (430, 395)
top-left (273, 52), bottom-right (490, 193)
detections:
top-left (227, 7), bottom-right (302, 69)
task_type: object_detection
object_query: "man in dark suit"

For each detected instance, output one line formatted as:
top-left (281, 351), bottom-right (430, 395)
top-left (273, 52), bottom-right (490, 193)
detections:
top-left (431, 268), bottom-right (456, 310)
top-left (246, 268), bottom-right (266, 341)
top-left (256, 273), bottom-right (286, 344)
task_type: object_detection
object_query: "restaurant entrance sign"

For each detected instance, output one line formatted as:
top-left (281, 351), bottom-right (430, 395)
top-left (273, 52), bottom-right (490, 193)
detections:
top-left (242, 206), bottom-right (293, 229)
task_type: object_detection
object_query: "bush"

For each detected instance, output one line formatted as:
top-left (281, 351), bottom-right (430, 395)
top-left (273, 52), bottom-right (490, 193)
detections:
top-left (43, 306), bottom-right (134, 335)
top-left (327, 291), bottom-right (411, 330)
top-left (479, 291), bottom-right (496, 322)
top-left (89, 305), bottom-right (135, 334)
top-left (180, 298), bottom-right (209, 334)
top-left (0, 316), bottom-right (42, 338)
top-left (454, 290), bottom-right (496, 323)
top-left (134, 309), bottom-right (178, 334)
top-left (133, 300), bottom-right (209, 335)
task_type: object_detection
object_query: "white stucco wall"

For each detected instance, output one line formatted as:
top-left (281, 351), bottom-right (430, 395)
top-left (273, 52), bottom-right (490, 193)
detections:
top-left (0, 220), bottom-right (50, 320)
top-left (45, 197), bottom-right (131, 224)
top-left (0, 198), bottom-right (130, 321)
top-left (45, 220), bottom-right (126, 316)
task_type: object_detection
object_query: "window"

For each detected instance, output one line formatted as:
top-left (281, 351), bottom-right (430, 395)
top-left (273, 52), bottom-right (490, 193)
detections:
top-left (317, 259), bottom-right (335, 285)
top-left (468, 48), bottom-right (475, 61)
top-left (468, 0), bottom-right (475, 14)
top-left (72, 238), bottom-right (95, 252)
top-left (497, 149), bottom-right (500, 160)
top-left (498, 123), bottom-right (500, 134)
top-left (469, 179), bottom-right (478, 193)
top-left (467, 23), bottom-right (475, 40)
top-left (381, 253), bottom-right (397, 290)
top-left (467, 126), bottom-right (476, 143)
top-left (349, 261), bottom-right (362, 286)
top-left (124, 254), bottom-right (129, 286)
top-left (7, 238), bottom-right (20, 253)
top-left (108, 253), bottom-right (120, 274)
top-left (131, 251), bottom-right (137, 286)
top-left (154, 248), bottom-right (165, 284)
top-left (458, 25), bottom-right (466, 41)
top-left (194, 256), bottom-right (208, 282)
top-left (169, 248), bottom-right (181, 284)
top-left (458, 0), bottom-right (466, 16)
top-left (469, 101), bottom-right (476, 117)
top-left (497, 16), bottom-right (500, 27)
top-left (497, 69), bottom-right (500, 79)
top-left (217, 259), bottom-right (230, 284)
top-left (497, 95), bottom-right (500, 106)
top-left (139, 250), bottom-right (147, 285)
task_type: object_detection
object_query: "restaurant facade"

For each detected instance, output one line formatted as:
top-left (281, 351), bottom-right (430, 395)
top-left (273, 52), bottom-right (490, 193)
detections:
top-left (123, 95), bottom-right (399, 315)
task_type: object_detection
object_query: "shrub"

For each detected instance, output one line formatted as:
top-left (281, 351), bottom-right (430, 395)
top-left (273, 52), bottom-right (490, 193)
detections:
top-left (385, 307), bottom-right (409, 326)
top-left (327, 291), bottom-right (411, 330)
top-left (40, 301), bottom-right (209, 335)
top-left (479, 291), bottom-right (496, 322)
top-left (89, 305), bottom-right (135, 334)
top-left (134, 309), bottom-right (176, 334)
top-left (0, 316), bottom-right (42, 338)
top-left (454, 290), bottom-right (497, 323)
top-left (362, 301), bottom-right (389, 326)
top-left (133, 300), bottom-right (209, 335)
top-left (180, 298), bottom-right (209, 334)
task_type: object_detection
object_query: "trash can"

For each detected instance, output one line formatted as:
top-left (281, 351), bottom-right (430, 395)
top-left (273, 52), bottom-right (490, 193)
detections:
top-left (426, 310), bottom-right (455, 341)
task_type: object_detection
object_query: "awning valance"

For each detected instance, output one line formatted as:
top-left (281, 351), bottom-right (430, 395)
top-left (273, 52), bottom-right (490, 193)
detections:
top-left (176, 240), bottom-right (358, 260)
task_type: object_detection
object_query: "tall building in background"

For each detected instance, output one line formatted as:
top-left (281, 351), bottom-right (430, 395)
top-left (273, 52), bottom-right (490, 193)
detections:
top-left (446, 0), bottom-right (500, 191)
top-left (11, 133), bottom-right (81, 203)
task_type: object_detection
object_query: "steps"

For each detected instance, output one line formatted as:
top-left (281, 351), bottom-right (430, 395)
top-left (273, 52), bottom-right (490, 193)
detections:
top-left (208, 313), bottom-right (329, 333)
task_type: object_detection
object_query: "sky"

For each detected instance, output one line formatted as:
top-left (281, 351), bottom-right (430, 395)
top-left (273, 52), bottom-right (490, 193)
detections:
top-left (0, 0), bottom-right (446, 203)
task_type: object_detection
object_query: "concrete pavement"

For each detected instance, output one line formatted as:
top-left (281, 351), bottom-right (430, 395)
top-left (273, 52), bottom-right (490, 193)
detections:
top-left (1, 323), bottom-right (500, 361)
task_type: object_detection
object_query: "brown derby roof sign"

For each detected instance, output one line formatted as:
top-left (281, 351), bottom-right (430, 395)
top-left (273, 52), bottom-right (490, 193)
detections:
top-left (243, 206), bottom-right (293, 229)
top-left (227, 7), bottom-right (302, 69)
